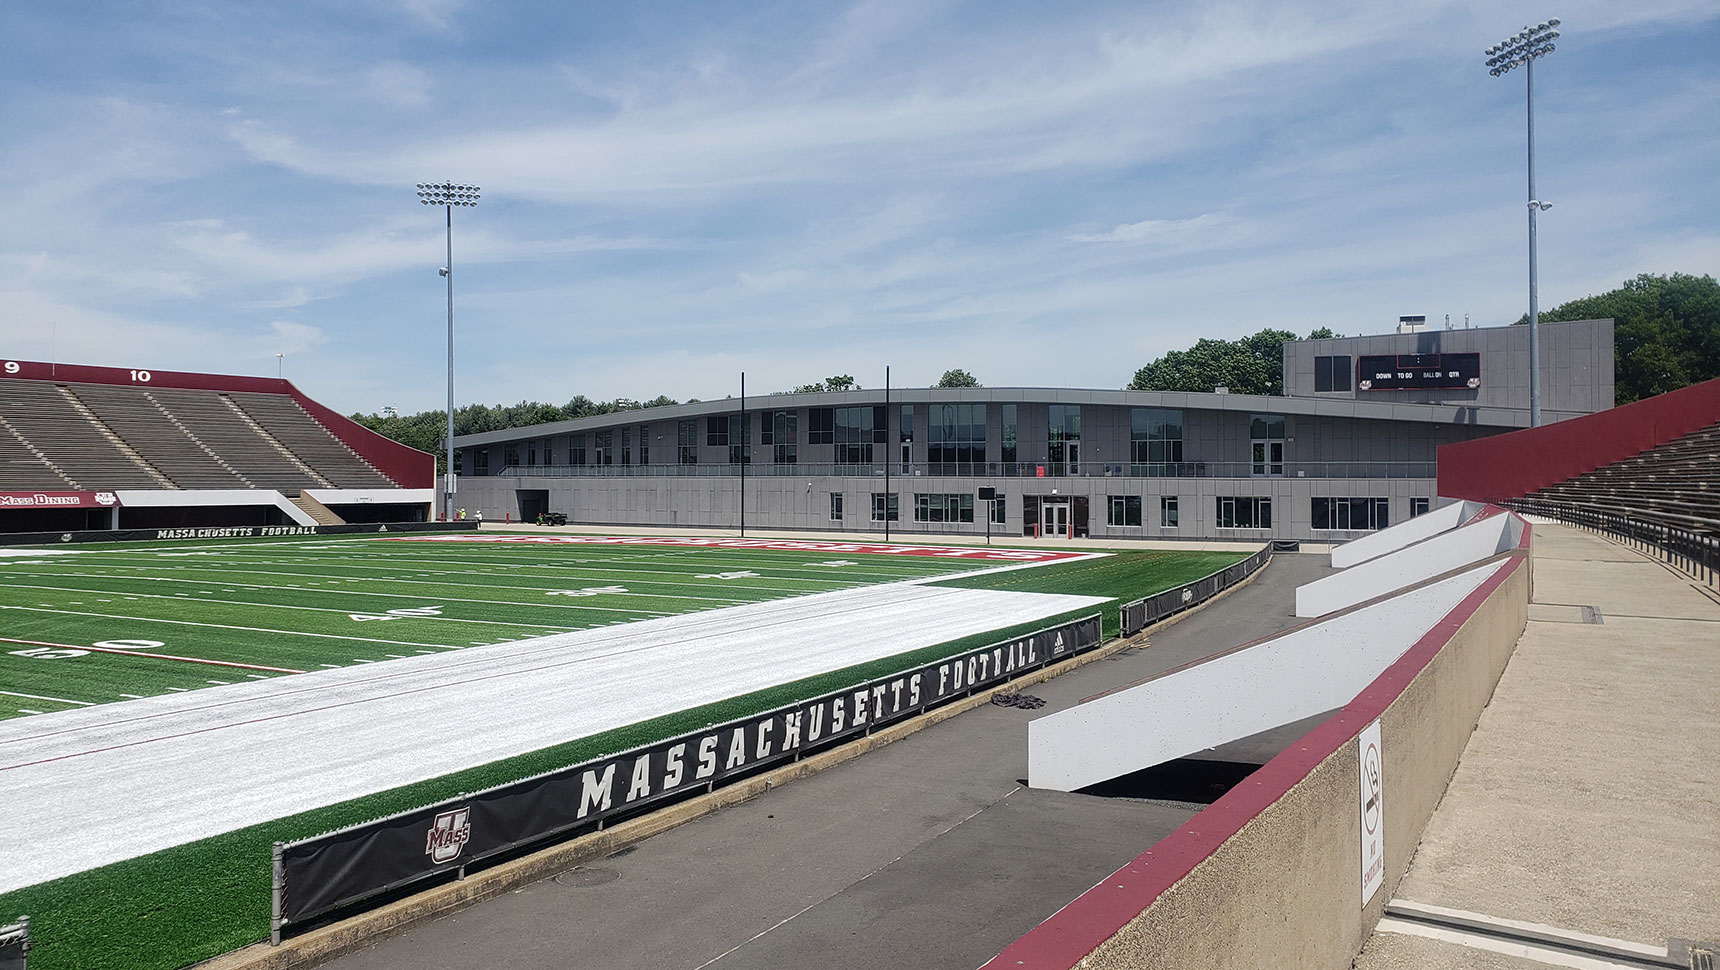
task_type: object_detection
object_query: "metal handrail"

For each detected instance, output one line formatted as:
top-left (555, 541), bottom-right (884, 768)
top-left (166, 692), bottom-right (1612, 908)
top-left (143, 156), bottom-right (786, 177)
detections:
top-left (486, 460), bottom-right (1438, 481)
top-left (1506, 498), bottom-right (1719, 588)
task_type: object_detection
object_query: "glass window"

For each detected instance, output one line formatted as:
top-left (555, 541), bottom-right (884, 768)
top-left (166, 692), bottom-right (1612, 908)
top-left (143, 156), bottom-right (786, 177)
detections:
top-left (900, 404), bottom-right (914, 467)
top-left (1315, 355), bottom-right (1353, 393)
top-left (830, 493), bottom-right (844, 521)
top-left (808, 408), bottom-right (834, 444)
top-left (569, 434), bottom-right (586, 466)
top-left (706, 415), bottom-right (728, 446)
top-left (1130, 408), bottom-right (1184, 471)
top-left (1216, 496), bottom-right (1272, 529)
top-left (620, 427), bottom-right (631, 467)
top-left (1001, 404), bottom-right (1017, 465)
top-left (871, 492), bottom-right (899, 522)
top-left (1250, 414), bottom-right (1286, 477)
top-left (1047, 405), bottom-right (1081, 475)
top-left (990, 494), bottom-right (1006, 524)
top-left (638, 426), bottom-right (649, 466)
top-left (914, 493), bottom-right (975, 523)
top-left (504, 445), bottom-right (519, 467)
top-left (1410, 497), bottom-right (1431, 518)
top-left (1312, 497), bottom-right (1390, 531)
top-left (474, 450), bottom-right (489, 477)
top-left (677, 421), bottom-right (697, 464)
top-left (1107, 495), bottom-right (1142, 527)
top-left (928, 403), bottom-right (987, 475)
top-left (1161, 496), bottom-right (1179, 528)
top-left (833, 405), bottom-right (884, 465)
top-left (593, 430), bottom-right (613, 466)
top-left (768, 410), bottom-right (798, 465)
top-left (729, 414), bottom-right (750, 465)
top-left (527, 445), bottom-right (536, 467)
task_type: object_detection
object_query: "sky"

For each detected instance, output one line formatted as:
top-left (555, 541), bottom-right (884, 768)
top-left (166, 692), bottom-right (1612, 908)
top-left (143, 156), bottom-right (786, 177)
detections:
top-left (2, 1), bottom-right (1716, 415)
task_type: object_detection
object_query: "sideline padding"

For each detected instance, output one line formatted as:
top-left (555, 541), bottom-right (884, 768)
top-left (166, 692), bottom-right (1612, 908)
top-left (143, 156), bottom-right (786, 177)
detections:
top-left (278, 614), bottom-right (1103, 930)
top-left (0, 521), bottom-right (470, 547)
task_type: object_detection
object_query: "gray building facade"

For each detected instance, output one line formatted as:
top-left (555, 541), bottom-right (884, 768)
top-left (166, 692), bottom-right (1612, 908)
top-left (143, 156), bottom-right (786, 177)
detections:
top-left (452, 319), bottom-right (1614, 542)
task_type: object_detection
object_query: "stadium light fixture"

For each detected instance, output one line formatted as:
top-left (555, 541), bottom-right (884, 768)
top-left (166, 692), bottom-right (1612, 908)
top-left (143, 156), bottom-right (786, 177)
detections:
top-left (416, 181), bottom-right (481, 519)
top-left (1486, 19), bottom-right (1559, 427)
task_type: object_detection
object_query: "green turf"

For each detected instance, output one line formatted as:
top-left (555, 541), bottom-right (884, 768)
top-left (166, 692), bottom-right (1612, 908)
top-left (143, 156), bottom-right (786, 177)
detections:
top-left (0, 535), bottom-right (1250, 970)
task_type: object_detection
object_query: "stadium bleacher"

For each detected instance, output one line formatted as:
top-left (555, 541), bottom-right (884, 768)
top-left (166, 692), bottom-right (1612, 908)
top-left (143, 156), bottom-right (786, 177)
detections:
top-left (1524, 420), bottom-right (1720, 535)
top-left (0, 380), bottom-right (399, 492)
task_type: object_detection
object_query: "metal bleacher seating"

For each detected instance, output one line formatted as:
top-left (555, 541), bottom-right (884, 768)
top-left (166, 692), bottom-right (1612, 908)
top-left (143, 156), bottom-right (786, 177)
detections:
top-left (140, 388), bottom-right (327, 491)
top-left (0, 380), bottom-right (164, 489)
top-left (1526, 421), bottom-right (1720, 536)
top-left (228, 392), bottom-right (393, 488)
top-left (69, 384), bottom-right (251, 489)
top-left (0, 379), bottom-right (398, 493)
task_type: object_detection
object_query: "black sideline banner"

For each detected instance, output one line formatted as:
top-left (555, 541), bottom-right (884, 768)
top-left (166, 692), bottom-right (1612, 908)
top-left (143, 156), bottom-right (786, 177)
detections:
top-left (1119, 545), bottom-right (1270, 637)
top-left (279, 613), bottom-right (1103, 925)
top-left (0, 521), bottom-right (470, 547)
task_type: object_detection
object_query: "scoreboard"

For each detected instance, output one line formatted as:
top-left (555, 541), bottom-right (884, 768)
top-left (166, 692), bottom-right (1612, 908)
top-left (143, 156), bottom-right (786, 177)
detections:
top-left (1356, 352), bottom-right (1481, 391)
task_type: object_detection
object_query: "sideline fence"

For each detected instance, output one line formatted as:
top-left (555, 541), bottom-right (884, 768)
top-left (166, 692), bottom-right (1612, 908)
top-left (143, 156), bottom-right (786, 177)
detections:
top-left (1505, 499), bottom-right (1719, 589)
top-left (275, 613), bottom-right (1104, 938)
top-left (0, 520), bottom-right (471, 547)
top-left (1119, 544), bottom-right (1272, 636)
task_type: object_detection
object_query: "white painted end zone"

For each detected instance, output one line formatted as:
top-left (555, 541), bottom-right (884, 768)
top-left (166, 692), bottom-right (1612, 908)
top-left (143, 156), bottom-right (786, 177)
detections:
top-left (0, 581), bottom-right (1109, 893)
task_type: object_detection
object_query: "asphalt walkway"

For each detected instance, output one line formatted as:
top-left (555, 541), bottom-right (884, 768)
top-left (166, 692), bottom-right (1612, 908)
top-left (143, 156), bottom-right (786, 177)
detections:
top-left (1356, 523), bottom-right (1720, 968)
top-left (323, 553), bottom-right (1334, 970)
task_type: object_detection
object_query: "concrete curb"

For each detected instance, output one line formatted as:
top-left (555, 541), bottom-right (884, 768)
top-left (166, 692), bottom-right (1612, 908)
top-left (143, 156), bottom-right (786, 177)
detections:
top-left (195, 558), bottom-right (1272, 970)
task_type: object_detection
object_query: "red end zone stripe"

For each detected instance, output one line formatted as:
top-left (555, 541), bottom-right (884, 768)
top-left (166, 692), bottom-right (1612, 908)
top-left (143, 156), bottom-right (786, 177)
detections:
top-left (0, 637), bottom-right (306, 674)
top-left (982, 541), bottom-right (1526, 969)
top-left (381, 534), bottom-right (1096, 562)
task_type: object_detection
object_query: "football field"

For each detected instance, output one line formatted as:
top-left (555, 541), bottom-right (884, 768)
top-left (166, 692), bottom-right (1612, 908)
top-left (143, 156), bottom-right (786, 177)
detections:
top-left (0, 533), bottom-right (1093, 720)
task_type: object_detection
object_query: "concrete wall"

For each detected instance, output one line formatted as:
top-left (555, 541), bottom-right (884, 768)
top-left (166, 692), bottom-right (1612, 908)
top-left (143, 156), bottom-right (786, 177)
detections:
top-left (1028, 563), bottom-right (1501, 791)
top-left (1282, 318), bottom-right (1614, 417)
top-left (983, 527), bottom-right (1531, 970)
top-left (1329, 499), bottom-right (1479, 568)
top-left (1295, 512), bottom-right (1520, 617)
top-left (113, 488), bottom-right (313, 525)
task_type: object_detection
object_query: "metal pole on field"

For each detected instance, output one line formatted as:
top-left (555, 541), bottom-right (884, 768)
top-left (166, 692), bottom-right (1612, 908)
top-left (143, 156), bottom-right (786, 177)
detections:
top-left (416, 181), bottom-right (481, 519)
top-left (884, 365), bottom-right (891, 543)
top-left (739, 372), bottom-right (746, 537)
top-left (270, 841), bottom-right (284, 946)
top-left (1486, 19), bottom-right (1559, 427)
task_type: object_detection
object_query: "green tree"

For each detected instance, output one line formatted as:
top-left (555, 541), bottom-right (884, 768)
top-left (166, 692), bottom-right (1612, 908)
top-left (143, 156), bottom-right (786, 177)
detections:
top-left (790, 375), bottom-right (862, 393)
top-left (934, 368), bottom-right (981, 388)
top-left (350, 392), bottom-right (681, 469)
top-left (1516, 273), bottom-right (1720, 403)
top-left (1127, 328), bottom-right (1299, 396)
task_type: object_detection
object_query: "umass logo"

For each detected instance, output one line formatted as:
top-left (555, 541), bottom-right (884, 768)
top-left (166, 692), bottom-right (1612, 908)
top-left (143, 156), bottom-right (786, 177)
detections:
top-left (425, 807), bottom-right (471, 864)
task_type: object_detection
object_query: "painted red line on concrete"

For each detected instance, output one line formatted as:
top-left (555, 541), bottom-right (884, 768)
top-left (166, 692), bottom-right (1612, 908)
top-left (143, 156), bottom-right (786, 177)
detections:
top-left (0, 637), bottom-right (306, 674)
top-left (380, 534), bottom-right (1096, 562)
top-left (982, 518), bottom-right (1528, 970)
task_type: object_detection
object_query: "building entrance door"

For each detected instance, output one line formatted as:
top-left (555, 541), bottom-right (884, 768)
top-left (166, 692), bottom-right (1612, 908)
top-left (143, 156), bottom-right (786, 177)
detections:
top-left (1043, 502), bottom-right (1070, 539)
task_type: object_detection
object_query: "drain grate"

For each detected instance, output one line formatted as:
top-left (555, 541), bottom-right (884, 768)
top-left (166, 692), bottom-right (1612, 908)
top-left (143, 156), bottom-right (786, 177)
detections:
top-left (553, 866), bottom-right (620, 888)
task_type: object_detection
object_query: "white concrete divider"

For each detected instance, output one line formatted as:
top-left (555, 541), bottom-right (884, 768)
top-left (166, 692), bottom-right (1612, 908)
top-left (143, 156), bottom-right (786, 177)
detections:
top-left (115, 488), bottom-right (315, 526)
top-left (1330, 500), bottom-right (1482, 568)
top-left (1295, 513), bottom-right (1520, 618)
top-left (1027, 562), bottom-right (1505, 792)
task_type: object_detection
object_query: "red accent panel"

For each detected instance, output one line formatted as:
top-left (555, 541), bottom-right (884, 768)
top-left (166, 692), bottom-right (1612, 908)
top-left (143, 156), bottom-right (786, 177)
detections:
top-left (1437, 377), bottom-right (1720, 503)
top-left (982, 535), bottom-right (1526, 970)
top-left (0, 491), bottom-right (121, 509)
top-left (0, 359), bottom-right (434, 489)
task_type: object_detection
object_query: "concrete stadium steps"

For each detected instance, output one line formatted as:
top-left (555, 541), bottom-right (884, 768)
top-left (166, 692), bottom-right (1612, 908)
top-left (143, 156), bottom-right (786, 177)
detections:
top-left (0, 380), bottom-right (166, 489)
top-left (290, 491), bottom-right (345, 524)
top-left (0, 415), bottom-right (76, 489)
top-left (229, 392), bottom-right (395, 488)
top-left (141, 387), bottom-right (330, 491)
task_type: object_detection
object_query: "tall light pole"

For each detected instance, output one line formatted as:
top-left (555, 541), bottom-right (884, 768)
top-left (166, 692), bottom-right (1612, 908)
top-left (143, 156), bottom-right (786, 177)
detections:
top-left (275, 353), bottom-right (284, 379)
top-left (1486, 18), bottom-right (1559, 427)
top-left (416, 181), bottom-right (480, 519)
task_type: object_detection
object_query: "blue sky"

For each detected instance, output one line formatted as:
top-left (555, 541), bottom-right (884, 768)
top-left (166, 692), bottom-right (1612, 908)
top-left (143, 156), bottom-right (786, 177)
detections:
top-left (3, 1), bottom-right (1716, 415)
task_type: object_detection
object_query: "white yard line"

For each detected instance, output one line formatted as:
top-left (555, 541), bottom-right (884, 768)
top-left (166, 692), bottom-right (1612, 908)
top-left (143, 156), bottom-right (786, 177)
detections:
top-left (0, 583), bottom-right (1108, 892)
top-left (0, 605), bottom-right (462, 650)
top-left (0, 690), bottom-right (93, 707)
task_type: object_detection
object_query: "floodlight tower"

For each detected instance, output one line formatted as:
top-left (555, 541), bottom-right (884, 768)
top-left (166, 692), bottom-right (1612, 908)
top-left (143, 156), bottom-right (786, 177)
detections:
top-left (1486, 19), bottom-right (1559, 427)
top-left (416, 181), bottom-right (480, 519)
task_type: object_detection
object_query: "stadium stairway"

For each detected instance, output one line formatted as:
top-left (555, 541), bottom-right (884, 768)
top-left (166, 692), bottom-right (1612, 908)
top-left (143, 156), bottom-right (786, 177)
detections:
top-left (290, 492), bottom-right (345, 525)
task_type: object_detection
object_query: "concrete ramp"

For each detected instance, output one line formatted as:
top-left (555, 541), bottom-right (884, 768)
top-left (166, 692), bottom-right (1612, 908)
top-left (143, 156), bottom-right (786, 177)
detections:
top-left (1295, 511), bottom-right (1522, 618)
top-left (1027, 562), bottom-right (1504, 792)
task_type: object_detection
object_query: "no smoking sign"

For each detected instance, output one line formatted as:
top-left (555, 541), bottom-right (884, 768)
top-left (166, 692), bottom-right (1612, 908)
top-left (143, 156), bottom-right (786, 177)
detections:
top-left (1358, 719), bottom-right (1385, 904)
